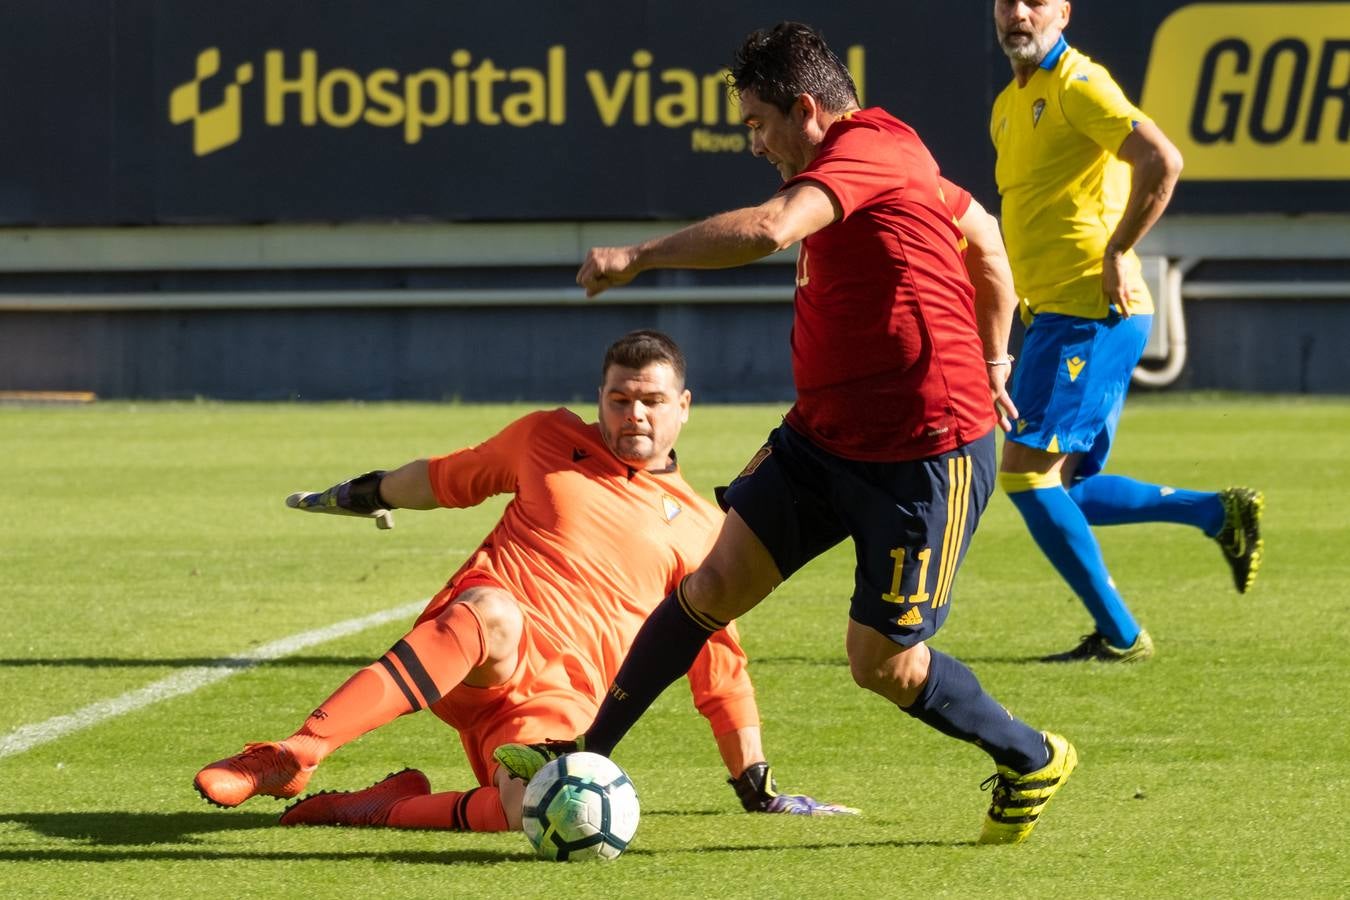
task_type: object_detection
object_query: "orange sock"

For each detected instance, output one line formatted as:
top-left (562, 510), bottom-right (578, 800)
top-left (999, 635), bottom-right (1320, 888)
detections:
top-left (284, 602), bottom-right (489, 767)
top-left (387, 787), bottom-right (510, 832)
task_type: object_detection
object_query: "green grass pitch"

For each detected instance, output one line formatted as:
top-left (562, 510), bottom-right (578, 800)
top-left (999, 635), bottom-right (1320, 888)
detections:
top-left (2, 396), bottom-right (1347, 898)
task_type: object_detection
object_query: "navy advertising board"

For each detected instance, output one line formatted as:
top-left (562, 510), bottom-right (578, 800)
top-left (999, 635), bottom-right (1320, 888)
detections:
top-left (0, 1), bottom-right (1343, 224)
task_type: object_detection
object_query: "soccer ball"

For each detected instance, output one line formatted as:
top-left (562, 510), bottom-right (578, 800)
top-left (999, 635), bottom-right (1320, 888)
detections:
top-left (521, 751), bottom-right (640, 861)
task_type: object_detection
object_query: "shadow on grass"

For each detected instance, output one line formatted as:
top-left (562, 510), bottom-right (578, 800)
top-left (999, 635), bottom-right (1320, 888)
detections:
top-left (749, 655), bottom-right (850, 667)
top-left (0, 846), bottom-right (522, 864)
top-left (0, 654), bottom-right (1056, 669)
top-left (749, 653), bottom-right (1056, 666)
top-left (0, 810), bottom-right (526, 864)
top-left (2, 810), bottom-right (281, 844)
top-left (1, 811), bottom-right (969, 862)
top-left (0, 657), bottom-right (375, 669)
top-left (950, 654), bottom-right (1059, 665)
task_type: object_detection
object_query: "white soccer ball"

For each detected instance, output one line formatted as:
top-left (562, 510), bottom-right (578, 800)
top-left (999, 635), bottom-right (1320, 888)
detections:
top-left (521, 751), bottom-right (640, 861)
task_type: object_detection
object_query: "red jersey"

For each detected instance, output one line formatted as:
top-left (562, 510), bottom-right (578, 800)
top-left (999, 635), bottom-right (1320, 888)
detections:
top-left (424, 408), bottom-right (757, 735)
top-left (782, 107), bottom-right (994, 461)
top-left (939, 177), bottom-right (973, 229)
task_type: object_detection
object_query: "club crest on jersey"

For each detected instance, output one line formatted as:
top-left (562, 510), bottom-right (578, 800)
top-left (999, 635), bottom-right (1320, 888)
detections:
top-left (1032, 98), bottom-right (1046, 127)
top-left (662, 495), bottom-right (682, 521)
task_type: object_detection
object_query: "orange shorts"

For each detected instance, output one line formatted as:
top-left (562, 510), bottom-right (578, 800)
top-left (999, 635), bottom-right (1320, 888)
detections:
top-left (421, 573), bottom-right (604, 786)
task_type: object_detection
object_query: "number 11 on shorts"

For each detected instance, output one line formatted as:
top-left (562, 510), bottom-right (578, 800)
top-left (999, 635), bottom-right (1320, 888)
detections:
top-left (881, 547), bottom-right (932, 606)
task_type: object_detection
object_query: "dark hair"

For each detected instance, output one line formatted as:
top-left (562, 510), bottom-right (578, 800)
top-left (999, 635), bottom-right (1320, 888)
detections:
top-left (602, 330), bottom-right (687, 386)
top-left (730, 21), bottom-right (858, 114)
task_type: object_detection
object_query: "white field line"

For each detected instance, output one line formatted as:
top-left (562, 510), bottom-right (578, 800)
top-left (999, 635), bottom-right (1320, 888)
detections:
top-left (0, 599), bottom-right (427, 760)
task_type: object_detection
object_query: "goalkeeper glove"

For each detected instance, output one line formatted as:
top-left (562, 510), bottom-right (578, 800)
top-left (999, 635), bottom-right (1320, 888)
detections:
top-left (286, 471), bottom-right (394, 528)
top-left (729, 762), bottom-right (859, 816)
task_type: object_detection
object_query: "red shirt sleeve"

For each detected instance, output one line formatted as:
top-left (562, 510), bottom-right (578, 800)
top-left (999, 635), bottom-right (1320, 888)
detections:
top-left (938, 176), bottom-right (972, 220)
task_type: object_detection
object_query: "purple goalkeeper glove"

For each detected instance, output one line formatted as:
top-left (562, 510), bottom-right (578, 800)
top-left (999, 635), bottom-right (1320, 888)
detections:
top-left (729, 762), bottom-right (859, 816)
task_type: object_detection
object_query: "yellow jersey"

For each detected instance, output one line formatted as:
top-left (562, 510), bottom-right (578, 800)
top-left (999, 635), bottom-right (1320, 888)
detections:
top-left (991, 40), bottom-right (1153, 320)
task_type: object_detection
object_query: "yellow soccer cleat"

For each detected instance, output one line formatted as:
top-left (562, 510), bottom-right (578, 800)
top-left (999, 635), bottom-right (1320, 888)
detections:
top-left (1216, 487), bottom-right (1264, 593)
top-left (1041, 628), bottom-right (1154, 663)
top-left (978, 732), bottom-right (1078, 845)
top-left (492, 737), bottom-right (583, 781)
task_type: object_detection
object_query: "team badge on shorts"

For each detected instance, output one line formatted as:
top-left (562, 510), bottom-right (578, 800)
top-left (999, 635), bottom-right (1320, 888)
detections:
top-left (736, 445), bottom-right (772, 479)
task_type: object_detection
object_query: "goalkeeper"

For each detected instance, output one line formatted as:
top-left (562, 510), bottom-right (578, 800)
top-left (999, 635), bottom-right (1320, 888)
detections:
top-left (194, 330), bottom-right (855, 830)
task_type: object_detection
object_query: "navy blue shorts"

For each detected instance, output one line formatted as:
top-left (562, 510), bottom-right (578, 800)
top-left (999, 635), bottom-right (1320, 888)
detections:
top-left (718, 424), bottom-right (996, 646)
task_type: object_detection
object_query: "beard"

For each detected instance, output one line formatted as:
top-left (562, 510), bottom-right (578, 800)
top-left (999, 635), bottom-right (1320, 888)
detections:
top-left (999, 31), bottom-right (1054, 65)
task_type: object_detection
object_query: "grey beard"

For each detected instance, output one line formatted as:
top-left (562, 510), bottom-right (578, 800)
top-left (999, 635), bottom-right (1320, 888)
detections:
top-left (1000, 36), bottom-right (1051, 65)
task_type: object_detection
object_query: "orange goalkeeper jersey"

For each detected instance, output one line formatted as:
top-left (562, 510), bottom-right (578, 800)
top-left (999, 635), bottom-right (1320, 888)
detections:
top-left (424, 408), bottom-right (757, 735)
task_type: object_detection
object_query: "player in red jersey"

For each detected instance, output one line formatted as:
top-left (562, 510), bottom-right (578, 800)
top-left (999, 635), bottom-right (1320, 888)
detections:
top-left (496, 23), bottom-right (1076, 845)
top-left (194, 330), bottom-right (853, 830)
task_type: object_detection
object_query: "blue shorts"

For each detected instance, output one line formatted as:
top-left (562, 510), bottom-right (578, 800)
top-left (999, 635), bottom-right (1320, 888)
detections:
top-left (1008, 312), bottom-right (1152, 479)
top-left (718, 424), bottom-right (995, 646)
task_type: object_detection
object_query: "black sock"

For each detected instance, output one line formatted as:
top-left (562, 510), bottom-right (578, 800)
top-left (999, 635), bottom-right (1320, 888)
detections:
top-left (586, 581), bottom-right (724, 755)
top-left (902, 649), bottom-right (1050, 773)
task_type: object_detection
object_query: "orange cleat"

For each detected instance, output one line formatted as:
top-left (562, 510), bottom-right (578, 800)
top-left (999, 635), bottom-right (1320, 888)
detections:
top-left (194, 742), bottom-right (314, 808)
top-left (280, 768), bottom-right (430, 827)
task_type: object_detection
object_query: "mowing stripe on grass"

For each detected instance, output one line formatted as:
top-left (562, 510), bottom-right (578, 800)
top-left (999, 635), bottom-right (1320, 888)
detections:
top-left (0, 599), bottom-right (428, 760)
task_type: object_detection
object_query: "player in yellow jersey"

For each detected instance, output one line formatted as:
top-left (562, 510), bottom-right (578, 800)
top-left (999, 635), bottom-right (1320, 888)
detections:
top-left (194, 330), bottom-right (853, 830)
top-left (991, 1), bottom-right (1263, 662)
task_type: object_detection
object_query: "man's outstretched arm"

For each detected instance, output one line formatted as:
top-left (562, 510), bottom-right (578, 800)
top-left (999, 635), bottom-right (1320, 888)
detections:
top-left (376, 460), bottom-right (438, 509)
top-left (284, 459), bottom-right (442, 531)
top-left (577, 181), bottom-right (841, 297)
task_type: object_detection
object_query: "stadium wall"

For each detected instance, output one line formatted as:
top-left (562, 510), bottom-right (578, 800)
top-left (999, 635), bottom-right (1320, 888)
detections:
top-left (5, 287), bottom-right (1349, 402)
top-left (1, 1), bottom-right (1347, 400)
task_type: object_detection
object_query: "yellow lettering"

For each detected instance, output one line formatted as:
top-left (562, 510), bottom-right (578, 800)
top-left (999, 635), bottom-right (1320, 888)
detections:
top-left (701, 69), bottom-right (734, 125)
top-left (403, 69), bottom-right (450, 144)
top-left (548, 45), bottom-right (566, 124)
top-left (450, 50), bottom-right (472, 125)
top-left (909, 548), bottom-right (932, 606)
top-left (882, 548), bottom-right (905, 603)
top-left (587, 70), bottom-right (633, 126)
top-left (655, 69), bottom-right (699, 126)
top-left (880, 547), bottom-right (934, 605)
top-left (502, 68), bottom-right (547, 126)
top-left (318, 68), bottom-right (364, 127)
top-left (632, 50), bottom-right (652, 125)
top-left (690, 128), bottom-right (745, 152)
top-left (470, 58), bottom-right (506, 125)
top-left (191, 42), bottom-right (588, 151)
top-left (364, 69), bottom-right (404, 127)
top-left (265, 49), bottom-right (316, 125)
